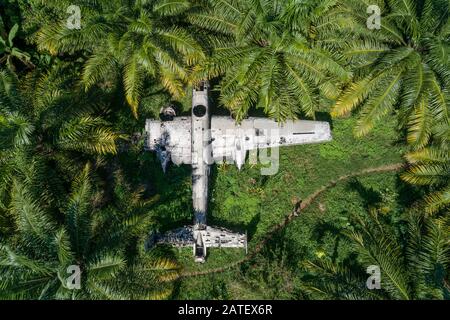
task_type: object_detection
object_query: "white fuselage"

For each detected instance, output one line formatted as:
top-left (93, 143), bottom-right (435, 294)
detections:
top-left (191, 83), bottom-right (211, 230)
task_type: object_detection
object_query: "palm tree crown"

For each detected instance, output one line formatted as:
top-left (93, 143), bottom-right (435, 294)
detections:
top-left (302, 209), bottom-right (450, 300)
top-left (402, 145), bottom-right (450, 213)
top-left (332, 0), bottom-right (450, 145)
top-left (189, 0), bottom-right (353, 121)
top-left (30, 0), bottom-right (205, 117)
top-left (0, 164), bottom-right (179, 299)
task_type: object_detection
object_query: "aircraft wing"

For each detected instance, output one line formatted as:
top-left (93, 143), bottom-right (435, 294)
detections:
top-left (210, 117), bottom-right (332, 164)
top-left (146, 116), bottom-right (332, 169)
top-left (147, 226), bottom-right (247, 249)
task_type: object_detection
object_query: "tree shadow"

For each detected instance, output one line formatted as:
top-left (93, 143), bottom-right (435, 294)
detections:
top-left (208, 211), bottom-right (261, 244)
top-left (171, 100), bottom-right (190, 117)
top-left (311, 218), bottom-right (348, 251)
top-left (111, 149), bottom-right (192, 229)
top-left (395, 175), bottom-right (425, 208)
top-left (346, 178), bottom-right (383, 209)
top-left (315, 111), bottom-right (334, 130)
top-left (171, 279), bottom-right (183, 300)
top-left (209, 81), bottom-right (230, 117)
top-left (258, 175), bottom-right (270, 188)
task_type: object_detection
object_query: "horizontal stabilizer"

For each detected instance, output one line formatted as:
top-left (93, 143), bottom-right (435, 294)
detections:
top-left (146, 226), bottom-right (247, 249)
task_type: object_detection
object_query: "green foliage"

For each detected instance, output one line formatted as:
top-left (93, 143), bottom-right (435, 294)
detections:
top-left (0, 163), bottom-right (180, 300)
top-left (402, 146), bottom-right (450, 214)
top-left (319, 117), bottom-right (403, 161)
top-left (0, 65), bottom-right (122, 200)
top-left (0, 0), bottom-right (448, 301)
top-left (302, 210), bottom-right (450, 300)
top-left (0, 22), bottom-right (33, 71)
top-left (189, 0), bottom-right (353, 121)
top-left (332, 0), bottom-right (450, 146)
top-left (27, 0), bottom-right (205, 117)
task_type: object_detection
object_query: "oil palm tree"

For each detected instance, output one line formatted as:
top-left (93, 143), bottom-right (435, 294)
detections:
top-left (332, 0), bottom-right (450, 146)
top-left (0, 163), bottom-right (179, 300)
top-left (0, 65), bottom-right (121, 163)
top-left (302, 209), bottom-right (450, 300)
top-left (0, 65), bottom-right (124, 213)
top-left (188, 0), bottom-right (353, 121)
top-left (28, 0), bottom-right (204, 117)
top-left (402, 145), bottom-right (450, 214)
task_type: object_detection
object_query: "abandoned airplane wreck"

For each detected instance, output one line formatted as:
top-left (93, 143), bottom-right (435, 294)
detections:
top-left (145, 81), bottom-right (332, 262)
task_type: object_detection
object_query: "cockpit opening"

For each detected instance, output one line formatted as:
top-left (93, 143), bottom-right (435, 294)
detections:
top-left (193, 104), bottom-right (207, 118)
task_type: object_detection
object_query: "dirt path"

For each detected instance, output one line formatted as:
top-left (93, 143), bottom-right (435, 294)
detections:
top-left (180, 163), bottom-right (404, 278)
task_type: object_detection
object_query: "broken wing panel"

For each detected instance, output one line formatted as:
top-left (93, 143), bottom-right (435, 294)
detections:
top-left (210, 116), bottom-right (332, 157)
top-left (145, 118), bottom-right (192, 165)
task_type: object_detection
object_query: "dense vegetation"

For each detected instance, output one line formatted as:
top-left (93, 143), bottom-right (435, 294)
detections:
top-left (0, 0), bottom-right (448, 300)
